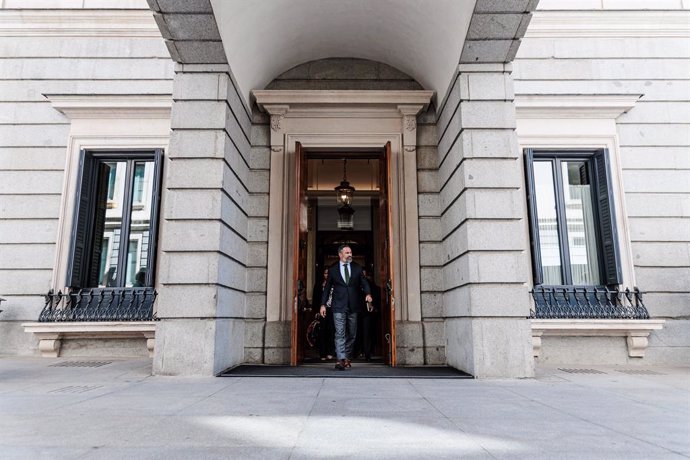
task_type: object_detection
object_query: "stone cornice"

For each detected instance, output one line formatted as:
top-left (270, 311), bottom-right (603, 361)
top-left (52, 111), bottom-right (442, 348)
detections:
top-left (0, 10), bottom-right (160, 38)
top-left (45, 94), bottom-right (172, 119)
top-left (253, 90), bottom-right (434, 113)
top-left (515, 94), bottom-right (642, 119)
top-left (526, 10), bottom-right (690, 38)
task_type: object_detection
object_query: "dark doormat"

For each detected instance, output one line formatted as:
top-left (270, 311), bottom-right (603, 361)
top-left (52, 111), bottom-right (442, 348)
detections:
top-left (220, 363), bottom-right (473, 379)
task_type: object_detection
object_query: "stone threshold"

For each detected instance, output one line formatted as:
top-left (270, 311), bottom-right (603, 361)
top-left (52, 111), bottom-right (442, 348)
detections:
top-left (22, 321), bottom-right (156, 358)
top-left (531, 319), bottom-right (665, 359)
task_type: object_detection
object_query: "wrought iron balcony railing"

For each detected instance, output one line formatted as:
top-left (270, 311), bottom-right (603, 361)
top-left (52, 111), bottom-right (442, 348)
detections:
top-left (39, 288), bottom-right (157, 322)
top-left (530, 286), bottom-right (650, 320)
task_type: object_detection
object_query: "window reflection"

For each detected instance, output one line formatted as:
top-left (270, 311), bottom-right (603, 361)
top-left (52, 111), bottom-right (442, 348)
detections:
top-left (97, 162), bottom-right (126, 287)
top-left (562, 161), bottom-right (601, 285)
top-left (93, 160), bottom-right (154, 288)
top-left (533, 161), bottom-right (563, 285)
top-left (132, 163), bottom-right (146, 204)
top-left (125, 161), bottom-right (153, 287)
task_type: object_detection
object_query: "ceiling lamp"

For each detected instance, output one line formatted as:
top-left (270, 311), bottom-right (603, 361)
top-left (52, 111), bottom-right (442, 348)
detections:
top-left (335, 159), bottom-right (355, 230)
top-left (334, 159), bottom-right (355, 207)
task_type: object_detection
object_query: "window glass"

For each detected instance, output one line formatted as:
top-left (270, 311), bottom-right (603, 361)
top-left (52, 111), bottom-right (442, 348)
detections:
top-left (126, 239), bottom-right (139, 287)
top-left (562, 161), bottom-right (601, 285)
top-left (70, 150), bottom-right (161, 290)
top-left (98, 237), bottom-right (109, 283)
top-left (106, 162), bottom-right (117, 201)
top-left (533, 161), bottom-right (563, 285)
top-left (97, 162), bottom-right (126, 287)
top-left (125, 161), bottom-right (154, 287)
top-left (132, 162), bottom-right (146, 204)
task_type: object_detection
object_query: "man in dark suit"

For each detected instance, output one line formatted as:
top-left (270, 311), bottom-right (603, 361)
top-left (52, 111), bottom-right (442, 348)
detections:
top-left (320, 244), bottom-right (372, 370)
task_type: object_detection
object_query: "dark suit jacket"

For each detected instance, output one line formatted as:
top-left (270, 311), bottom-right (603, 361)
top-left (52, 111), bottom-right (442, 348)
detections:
top-left (321, 261), bottom-right (371, 314)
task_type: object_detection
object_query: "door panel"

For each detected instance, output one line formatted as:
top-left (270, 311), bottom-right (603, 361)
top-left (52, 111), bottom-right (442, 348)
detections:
top-left (379, 142), bottom-right (397, 366)
top-left (291, 142), bottom-right (309, 366)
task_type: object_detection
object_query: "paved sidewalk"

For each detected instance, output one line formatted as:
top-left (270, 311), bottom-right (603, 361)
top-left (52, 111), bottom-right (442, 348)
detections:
top-left (0, 357), bottom-right (688, 459)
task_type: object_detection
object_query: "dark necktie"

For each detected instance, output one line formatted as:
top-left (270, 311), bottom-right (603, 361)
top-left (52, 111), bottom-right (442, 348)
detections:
top-left (344, 264), bottom-right (350, 284)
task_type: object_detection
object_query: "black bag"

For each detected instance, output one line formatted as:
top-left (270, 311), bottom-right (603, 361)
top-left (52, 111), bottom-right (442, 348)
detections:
top-left (306, 313), bottom-right (321, 348)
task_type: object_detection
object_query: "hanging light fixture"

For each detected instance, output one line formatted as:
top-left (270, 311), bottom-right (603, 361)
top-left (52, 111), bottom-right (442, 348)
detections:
top-left (335, 159), bottom-right (355, 230)
top-left (334, 159), bottom-right (355, 207)
top-left (337, 203), bottom-right (355, 230)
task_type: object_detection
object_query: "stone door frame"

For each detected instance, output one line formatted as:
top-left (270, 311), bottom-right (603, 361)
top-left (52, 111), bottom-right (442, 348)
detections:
top-left (253, 90), bottom-right (433, 325)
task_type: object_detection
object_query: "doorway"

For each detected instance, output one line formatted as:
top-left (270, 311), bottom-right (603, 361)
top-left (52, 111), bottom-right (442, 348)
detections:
top-left (291, 143), bottom-right (396, 366)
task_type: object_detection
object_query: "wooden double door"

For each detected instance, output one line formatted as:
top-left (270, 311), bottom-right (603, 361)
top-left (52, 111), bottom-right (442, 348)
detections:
top-left (290, 143), bottom-right (397, 366)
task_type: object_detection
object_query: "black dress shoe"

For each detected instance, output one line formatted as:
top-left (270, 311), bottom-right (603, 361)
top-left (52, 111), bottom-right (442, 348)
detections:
top-left (335, 359), bottom-right (346, 370)
top-left (344, 359), bottom-right (351, 368)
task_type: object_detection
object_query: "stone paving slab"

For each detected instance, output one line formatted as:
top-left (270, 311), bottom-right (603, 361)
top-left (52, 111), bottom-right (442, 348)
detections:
top-left (0, 357), bottom-right (688, 459)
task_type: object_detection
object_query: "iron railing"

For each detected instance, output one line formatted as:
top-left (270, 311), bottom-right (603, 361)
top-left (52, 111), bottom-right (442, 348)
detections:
top-left (39, 288), bottom-right (157, 322)
top-left (530, 286), bottom-right (650, 320)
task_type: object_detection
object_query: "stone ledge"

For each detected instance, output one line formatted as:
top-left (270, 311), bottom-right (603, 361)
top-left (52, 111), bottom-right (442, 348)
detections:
top-left (531, 319), bottom-right (665, 359)
top-left (22, 322), bottom-right (156, 358)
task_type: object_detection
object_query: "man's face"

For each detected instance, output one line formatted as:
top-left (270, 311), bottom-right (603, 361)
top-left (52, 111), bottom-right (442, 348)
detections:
top-left (339, 246), bottom-right (353, 263)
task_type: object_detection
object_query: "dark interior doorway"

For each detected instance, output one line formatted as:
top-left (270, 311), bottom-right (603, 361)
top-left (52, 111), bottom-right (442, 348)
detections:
top-left (292, 147), bottom-right (395, 366)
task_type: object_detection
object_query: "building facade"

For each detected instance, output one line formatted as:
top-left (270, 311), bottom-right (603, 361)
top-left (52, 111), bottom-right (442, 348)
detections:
top-left (0, 0), bottom-right (688, 377)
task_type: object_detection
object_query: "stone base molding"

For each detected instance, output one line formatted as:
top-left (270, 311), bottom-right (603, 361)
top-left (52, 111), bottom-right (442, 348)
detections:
top-left (22, 322), bottom-right (156, 358)
top-left (531, 319), bottom-right (665, 359)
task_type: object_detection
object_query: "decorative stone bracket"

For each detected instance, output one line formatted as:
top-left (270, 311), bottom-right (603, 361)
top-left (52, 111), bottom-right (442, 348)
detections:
top-left (22, 322), bottom-right (156, 358)
top-left (531, 319), bottom-right (665, 358)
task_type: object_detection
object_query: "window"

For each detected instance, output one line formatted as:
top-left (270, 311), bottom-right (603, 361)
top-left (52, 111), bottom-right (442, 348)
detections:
top-left (67, 150), bottom-right (163, 289)
top-left (524, 149), bottom-right (621, 287)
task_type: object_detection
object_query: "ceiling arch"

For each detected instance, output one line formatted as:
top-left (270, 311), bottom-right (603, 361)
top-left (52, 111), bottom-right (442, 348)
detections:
top-left (209, 0), bottom-right (477, 103)
top-left (150, 0), bottom-right (538, 106)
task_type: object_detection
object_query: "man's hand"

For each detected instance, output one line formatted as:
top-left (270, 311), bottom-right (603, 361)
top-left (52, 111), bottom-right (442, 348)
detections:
top-left (365, 294), bottom-right (373, 303)
top-left (320, 305), bottom-right (327, 318)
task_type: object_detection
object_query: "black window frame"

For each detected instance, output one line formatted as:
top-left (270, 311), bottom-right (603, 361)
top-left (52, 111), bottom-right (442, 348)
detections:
top-left (67, 149), bottom-right (163, 290)
top-left (524, 148), bottom-right (622, 288)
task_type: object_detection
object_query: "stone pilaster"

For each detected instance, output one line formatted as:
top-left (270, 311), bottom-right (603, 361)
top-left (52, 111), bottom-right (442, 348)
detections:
top-left (438, 63), bottom-right (534, 378)
top-left (153, 63), bottom-right (251, 375)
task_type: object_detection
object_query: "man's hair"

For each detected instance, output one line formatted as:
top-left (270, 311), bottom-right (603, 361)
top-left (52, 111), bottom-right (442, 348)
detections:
top-left (337, 244), bottom-right (351, 254)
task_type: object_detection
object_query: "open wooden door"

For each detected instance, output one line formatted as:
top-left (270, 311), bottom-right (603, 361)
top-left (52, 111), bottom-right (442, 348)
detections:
top-left (290, 142), bottom-right (309, 366)
top-left (379, 142), bottom-right (397, 366)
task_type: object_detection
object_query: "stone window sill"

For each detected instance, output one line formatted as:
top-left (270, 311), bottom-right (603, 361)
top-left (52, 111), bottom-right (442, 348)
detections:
top-left (531, 319), bottom-right (665, 358)
top-left (22, 321), bottom-right (156, 358)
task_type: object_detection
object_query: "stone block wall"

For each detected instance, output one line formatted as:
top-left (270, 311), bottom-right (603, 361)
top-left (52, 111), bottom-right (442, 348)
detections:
top-left (265, 58), bottom-right (423, 91)
top-left (515, 3), bottom-right (690, 364)
top-left (0, 2), bottom-right (173, 355)
top-left (244, 108), bottom-right (277, 363)
top-left (154, 63), bottom-right (251, 375)
top-left (436, 63), bottom-right (534, 378)
top-left (417, 106), bottom-right (446, 364)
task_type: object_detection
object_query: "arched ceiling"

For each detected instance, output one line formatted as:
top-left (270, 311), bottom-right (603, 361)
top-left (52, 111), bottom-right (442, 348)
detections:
top-left (150, 0), bottom-right (538, 107)
top-left (209, 0), bottom-right (477, 103)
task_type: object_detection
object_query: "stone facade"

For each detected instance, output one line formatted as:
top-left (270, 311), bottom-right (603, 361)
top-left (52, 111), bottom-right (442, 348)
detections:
top-left (0, 2), bottom-right (173, 356)
top-left (0, 0), bottom-right (687, 376)
top-left (154, 63), bottom-right (251, 375)
top-left (514, 1), bottom-right (690, 364)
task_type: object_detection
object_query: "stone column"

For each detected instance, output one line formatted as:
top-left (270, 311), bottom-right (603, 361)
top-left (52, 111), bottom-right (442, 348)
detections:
top-left (153, 63), bottom-right (251, 375)
top-left (439, 63), bottom-right (534, 378)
